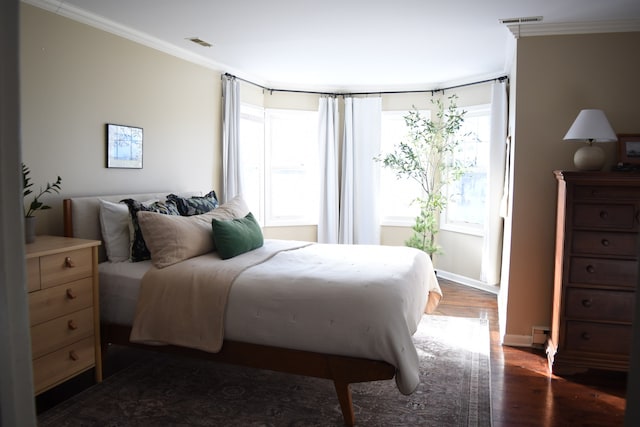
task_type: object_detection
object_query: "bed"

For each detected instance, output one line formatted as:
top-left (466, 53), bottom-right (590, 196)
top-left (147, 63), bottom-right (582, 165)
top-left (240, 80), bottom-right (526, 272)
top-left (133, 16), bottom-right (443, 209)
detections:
top-left (62, 192), bottom-right (442, 426)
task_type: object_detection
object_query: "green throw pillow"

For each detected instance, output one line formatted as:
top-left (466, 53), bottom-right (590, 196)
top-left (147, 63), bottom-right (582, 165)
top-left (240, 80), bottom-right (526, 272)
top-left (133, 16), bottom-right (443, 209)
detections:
top-left (211, 212), bottom-right (263, 259)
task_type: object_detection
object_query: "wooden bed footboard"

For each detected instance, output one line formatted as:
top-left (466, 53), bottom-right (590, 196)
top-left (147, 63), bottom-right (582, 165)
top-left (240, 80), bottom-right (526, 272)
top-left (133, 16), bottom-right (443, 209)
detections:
top-left (101, 324), bottom-right (396, 426)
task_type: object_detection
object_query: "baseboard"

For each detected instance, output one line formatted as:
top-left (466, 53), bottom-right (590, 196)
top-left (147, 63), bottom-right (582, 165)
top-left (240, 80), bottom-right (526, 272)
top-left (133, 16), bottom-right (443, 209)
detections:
top-left (502, 334), bottom-right (533, 348)
top-left (435, 270), bottom-right (499, 295)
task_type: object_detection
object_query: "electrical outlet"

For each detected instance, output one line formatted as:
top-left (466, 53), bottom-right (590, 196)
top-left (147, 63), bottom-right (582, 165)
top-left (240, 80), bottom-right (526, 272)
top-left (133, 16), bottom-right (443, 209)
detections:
top-left (532, 326), bottom-right (550, 345)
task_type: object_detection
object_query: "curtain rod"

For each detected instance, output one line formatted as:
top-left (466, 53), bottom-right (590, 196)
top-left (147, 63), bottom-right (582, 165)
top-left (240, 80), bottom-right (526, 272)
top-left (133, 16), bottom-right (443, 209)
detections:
top-left (223, 72), bottom-right (508, 97)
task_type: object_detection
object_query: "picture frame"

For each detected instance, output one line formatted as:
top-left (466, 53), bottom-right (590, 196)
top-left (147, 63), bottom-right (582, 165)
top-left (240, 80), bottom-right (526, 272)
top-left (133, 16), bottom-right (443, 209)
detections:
top-left (616, 134), bottom-right (640, 166)
top-left (106, 123), bottom-right (143, 169)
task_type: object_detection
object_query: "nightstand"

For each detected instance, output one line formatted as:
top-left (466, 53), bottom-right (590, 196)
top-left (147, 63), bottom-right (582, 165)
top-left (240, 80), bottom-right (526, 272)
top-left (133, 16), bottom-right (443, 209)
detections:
top-left (25, 235), bottom-right (102, 395)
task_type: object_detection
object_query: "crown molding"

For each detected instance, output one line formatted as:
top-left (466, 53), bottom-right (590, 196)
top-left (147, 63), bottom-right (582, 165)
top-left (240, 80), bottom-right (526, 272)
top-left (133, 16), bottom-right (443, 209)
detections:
top-left (507, 19), bottom-right (640, 38)
top-left (21, 0), bottom-right (258, 80)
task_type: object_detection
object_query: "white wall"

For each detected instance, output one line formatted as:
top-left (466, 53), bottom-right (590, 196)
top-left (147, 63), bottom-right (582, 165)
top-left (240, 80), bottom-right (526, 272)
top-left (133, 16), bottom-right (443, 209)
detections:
top-left (20, 4), bottom-right (221, 236)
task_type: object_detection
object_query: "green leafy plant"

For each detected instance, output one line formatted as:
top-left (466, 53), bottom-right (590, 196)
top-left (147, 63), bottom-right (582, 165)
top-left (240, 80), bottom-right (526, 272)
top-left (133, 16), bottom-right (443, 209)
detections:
top-left (22, 163), bottom-right (62, 218)
top-left (376, 95), bottom-right (468, 258)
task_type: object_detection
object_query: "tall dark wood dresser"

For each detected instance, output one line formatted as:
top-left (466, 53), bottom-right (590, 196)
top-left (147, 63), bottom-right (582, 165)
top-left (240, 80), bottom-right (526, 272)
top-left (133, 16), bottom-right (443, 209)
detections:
top-left (549, 171), bottom-right (639, 374)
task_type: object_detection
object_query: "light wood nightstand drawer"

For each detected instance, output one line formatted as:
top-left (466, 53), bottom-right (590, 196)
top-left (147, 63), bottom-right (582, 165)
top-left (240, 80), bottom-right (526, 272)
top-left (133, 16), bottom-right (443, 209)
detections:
top-left (32, 336), bottom-right (95, 395)
top-left (29, 277), bottom-right (93, 326)
top-left (40, 247), bottom-right (93, 289)
top-left (27, 257), bottom-right (41, 292)
top-left (31, 307), bottom-right (94, 359)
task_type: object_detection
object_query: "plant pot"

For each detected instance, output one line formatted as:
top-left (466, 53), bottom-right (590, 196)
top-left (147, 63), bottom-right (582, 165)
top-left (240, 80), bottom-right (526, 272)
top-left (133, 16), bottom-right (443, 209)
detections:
top-left (25, 216), bottom-right (36, 244)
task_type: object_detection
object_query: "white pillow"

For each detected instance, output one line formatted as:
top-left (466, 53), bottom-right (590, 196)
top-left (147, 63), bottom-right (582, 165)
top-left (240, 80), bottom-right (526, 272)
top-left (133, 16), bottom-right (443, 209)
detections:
top-left (98, 200), bottom-right (130, 262)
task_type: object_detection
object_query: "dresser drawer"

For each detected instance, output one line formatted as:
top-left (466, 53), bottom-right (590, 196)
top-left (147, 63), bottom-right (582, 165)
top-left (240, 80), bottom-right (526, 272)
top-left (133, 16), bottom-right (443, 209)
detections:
top-left (29, 277), bottom-right (93, 326)
top-left (32, 336), bottom-right (95, 395)
top-left (571, 231), bottom-right (637, 256)
top-left (574, 185), bottom-right (640, 201)
top-left (565, 288), bottom-right (635, 322)
top-left (572, 203), bottom-right (637, 230)
top-left (40, 247), bottom-right (93, 289)
top-left (564, 321), bottom-right (632, 355)
top-left (569, 257), bottom-right (637, 287)
top-left (26, 257), bottom-right (41, 292)
top-left (30, 307), bottom-right (94, 359)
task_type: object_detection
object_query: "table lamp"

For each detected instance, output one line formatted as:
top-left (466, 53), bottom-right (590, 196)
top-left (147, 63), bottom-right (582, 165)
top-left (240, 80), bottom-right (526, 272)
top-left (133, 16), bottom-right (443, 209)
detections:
top-left (563, 109), bottom-right (617, 171)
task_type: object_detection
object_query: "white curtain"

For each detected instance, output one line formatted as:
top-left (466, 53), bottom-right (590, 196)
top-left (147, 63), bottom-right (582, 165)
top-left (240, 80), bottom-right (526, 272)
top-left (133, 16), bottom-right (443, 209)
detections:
top-left (317, 96), bottom-right (340, 243)
top-left (481, 81), bottom-right (508, 285)
top-left (221, 75), bottom-right (243, 203)
top-left (339, 97), bottom-right (381, 244)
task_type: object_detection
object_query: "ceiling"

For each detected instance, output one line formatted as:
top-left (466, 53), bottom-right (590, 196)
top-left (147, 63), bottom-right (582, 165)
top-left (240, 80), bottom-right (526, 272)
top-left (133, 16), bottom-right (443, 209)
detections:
top-left (27, 0), bottom-right (640, 92)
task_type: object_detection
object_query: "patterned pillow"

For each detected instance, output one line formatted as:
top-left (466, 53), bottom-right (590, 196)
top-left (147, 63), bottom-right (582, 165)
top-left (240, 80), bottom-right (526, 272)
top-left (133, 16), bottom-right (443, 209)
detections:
top-left (121, 199), bottom-right (180, 262)
top-left (167, 191), bottom-right (219, 216)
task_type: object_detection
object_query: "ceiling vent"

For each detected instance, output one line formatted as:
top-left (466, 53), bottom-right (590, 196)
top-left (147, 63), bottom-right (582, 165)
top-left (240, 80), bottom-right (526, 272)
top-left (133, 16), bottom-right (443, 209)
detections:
top-left (187, 37), bottom-right (212, 48)
top-left (499, 16), bottom-right (543, 25)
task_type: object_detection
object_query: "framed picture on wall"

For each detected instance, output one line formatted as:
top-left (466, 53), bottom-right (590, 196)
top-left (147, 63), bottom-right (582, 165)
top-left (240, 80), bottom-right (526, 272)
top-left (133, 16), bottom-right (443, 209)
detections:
top-left (106, 123), bottom-right (143, 168)
top-left (617, 134), bottom-right (640, 166)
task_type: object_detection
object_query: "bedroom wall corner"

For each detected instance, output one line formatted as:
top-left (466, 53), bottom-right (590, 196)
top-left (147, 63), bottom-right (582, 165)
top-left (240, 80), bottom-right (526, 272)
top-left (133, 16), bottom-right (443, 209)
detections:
top-left (502, 30), bottom-right (640, 344)
top-left (20, 3), bottom-right (221, 236)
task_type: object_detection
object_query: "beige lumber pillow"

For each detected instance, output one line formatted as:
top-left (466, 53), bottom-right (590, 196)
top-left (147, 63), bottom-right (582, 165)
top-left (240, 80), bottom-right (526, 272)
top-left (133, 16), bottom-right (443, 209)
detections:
top-left (137, 196), bottom-right (249, 268)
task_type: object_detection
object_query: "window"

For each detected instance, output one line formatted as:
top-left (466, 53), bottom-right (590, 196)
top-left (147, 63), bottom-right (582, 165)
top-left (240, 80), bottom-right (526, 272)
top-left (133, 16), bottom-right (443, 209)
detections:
top-left (240, 104), bottom-right (319, 226)
top-left (441, 104), bottom-right (491, 234)
top-left (379, 110), bottom-right (428, 225)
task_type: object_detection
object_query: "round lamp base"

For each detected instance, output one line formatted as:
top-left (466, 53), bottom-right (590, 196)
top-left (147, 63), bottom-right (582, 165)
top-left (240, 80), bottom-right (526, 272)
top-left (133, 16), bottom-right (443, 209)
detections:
top-left (574, 145), bottom-right (605, 171)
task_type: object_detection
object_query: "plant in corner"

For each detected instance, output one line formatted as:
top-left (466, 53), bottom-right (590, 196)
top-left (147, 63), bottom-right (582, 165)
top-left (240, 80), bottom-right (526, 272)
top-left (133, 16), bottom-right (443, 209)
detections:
top-left (22, 163), bottom-right (62, 243)
top-left (376, 95), bottom-right (469, 259)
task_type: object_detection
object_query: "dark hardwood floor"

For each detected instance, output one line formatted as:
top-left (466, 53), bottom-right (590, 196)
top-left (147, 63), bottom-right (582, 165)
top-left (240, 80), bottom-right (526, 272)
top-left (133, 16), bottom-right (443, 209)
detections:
top-left (436, 280), bottom-right (627, 427)
top-left (38, 280), bottom-right (628, 426)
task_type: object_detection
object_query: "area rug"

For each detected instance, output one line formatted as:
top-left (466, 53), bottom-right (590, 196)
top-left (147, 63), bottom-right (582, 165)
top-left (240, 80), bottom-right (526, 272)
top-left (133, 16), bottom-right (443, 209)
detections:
top-left (38, 315), bottom-right (491, 427)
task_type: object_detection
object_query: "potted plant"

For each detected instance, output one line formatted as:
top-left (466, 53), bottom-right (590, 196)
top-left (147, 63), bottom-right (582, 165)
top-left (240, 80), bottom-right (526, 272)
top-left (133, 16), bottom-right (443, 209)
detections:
top-left (22, 163), bottom-right (62, 243)
top-left (376, 95), bottom-right (468, 259)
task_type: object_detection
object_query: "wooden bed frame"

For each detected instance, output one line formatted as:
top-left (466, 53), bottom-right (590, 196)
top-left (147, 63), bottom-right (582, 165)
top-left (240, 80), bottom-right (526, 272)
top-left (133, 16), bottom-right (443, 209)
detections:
top-left (63, 198), bottom-right (396, 426)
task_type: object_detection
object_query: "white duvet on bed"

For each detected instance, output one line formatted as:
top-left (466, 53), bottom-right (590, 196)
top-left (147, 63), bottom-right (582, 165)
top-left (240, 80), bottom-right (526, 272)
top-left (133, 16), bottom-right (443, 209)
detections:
top-left (99, 240), bottom-right (441, 395)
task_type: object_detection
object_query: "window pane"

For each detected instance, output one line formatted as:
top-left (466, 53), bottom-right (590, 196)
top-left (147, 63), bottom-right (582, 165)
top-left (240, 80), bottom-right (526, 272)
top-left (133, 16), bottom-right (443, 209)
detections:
top-left (265, 109), bottom-right (319, 225)
top-left (240, 104), bottom-right (265, 223)
top-left (379, 111), bottom-right (426, 224)
top-left (443, 105), bottom-right (490, 233)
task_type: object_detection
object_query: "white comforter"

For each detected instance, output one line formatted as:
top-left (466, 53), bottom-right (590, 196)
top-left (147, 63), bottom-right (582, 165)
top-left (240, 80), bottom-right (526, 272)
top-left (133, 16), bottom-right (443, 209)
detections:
top-left (130, 240), bottom-right (441, 395)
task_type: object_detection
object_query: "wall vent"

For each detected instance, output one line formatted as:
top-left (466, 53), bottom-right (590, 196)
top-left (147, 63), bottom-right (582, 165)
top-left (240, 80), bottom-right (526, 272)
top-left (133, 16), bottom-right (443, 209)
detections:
top-left (187, 37), bottom-right (212, 48)
top-left (499, 16), bottom-right (543, 25)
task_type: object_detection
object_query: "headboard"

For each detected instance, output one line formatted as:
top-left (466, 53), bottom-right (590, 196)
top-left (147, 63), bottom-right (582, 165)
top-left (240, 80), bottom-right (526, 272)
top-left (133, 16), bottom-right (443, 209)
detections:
top-left (63, 191), bottom-right (201, 262)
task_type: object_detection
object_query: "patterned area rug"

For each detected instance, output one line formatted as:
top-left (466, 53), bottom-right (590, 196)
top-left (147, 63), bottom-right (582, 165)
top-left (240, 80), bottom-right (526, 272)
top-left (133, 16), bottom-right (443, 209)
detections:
top-left (38, 315), bottom-right (491, 427)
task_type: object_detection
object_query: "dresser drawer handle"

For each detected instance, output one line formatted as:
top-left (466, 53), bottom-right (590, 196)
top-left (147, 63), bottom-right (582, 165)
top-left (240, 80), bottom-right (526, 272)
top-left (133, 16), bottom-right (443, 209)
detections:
top-left (67, 319), bottom-right (78, 330)
top-left (586, 265), bottom-right (595, 274)
top-left (65, 257), bottom-right (76, 268)
top-left (66, 288), bottom-right (77, 299)
top-left (69, 350), bottom-right (79, 361)
top-left (600, 239), bottom-right (610, 247)
top-left (599, 211), bottom-right (609, 220)
top-left (581, 298), bottom-right (593, 308)
top-left (581, 332), bottom-right (591, 341)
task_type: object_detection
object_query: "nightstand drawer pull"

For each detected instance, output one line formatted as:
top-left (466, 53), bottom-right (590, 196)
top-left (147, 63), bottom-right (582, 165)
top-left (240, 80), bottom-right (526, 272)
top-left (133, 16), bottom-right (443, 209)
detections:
top-left (69, 350), bottom-right (79, 361)
top-left (581, 298), bottom-right (593, 308)
top-left (66, 288), bottom-right (77, 299)
top-left (64, 257), bottom-right (75, 268)
top-left (601, 239), bottom-right (610, 247)
top-left (599, 210), bottom-right (609, 220)
top-left (581, 332), bottom-right (591, 340)
top-left (586, 265), bottom-right (595, 274)
top-left (67, 319), bottom-right (78, 330)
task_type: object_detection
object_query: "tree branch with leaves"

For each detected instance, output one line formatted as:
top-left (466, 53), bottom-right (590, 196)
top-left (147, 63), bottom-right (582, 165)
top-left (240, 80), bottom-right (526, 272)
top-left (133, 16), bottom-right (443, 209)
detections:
top-left (376, 95), bottom-right (468, 258)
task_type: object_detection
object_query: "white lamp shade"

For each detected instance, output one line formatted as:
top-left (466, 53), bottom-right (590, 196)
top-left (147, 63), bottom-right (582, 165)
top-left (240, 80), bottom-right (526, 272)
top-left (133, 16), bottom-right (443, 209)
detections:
top-left (563, 109), bottom-right (617, 142)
